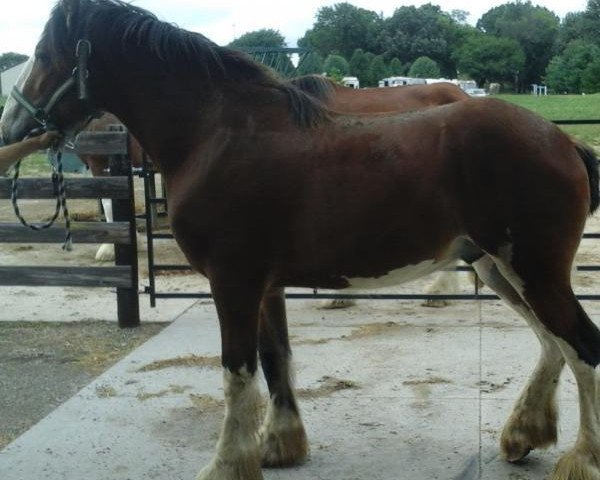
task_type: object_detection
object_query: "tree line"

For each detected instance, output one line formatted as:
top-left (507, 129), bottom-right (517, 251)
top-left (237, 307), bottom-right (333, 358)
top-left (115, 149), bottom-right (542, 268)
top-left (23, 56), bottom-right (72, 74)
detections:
top-left (229, 0), bottom-right (600, 94)
top-left (2, 2), bottom-right (600, 94)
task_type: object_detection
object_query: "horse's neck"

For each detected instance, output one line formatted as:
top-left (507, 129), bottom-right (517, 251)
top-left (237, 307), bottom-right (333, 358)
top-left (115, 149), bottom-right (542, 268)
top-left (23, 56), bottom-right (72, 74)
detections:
top-left (92, 66), bottom-right (288, 173)
top-left (90, 64), bottom-right (196, 162)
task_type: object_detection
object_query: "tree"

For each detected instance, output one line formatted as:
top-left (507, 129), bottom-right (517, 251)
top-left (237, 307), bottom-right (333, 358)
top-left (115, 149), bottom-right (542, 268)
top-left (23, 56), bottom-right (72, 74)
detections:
top-left (378, 4), bottom-right (463, 77)
top-left (299, 3), bottom-right (382, 58)
top-left (388, 57), bottom-right (405, 76)
top-left (558, 12), bottom-right (588, 50)
top-left (477, 2), bottom-right (559, 90)
top-left (559, 1), bottom-right (600, 48)
top-left (545, 40), bottom-right (600, 93)
top-left (228, 29), bottom-right (294, 77)
top-left (454, 33), bottom-right (525, 88)
top-left (323, 54), bottom-right (349, 76)
top-left (228, 29), bottom-right (287, 48)
top-left (450, 9), bottom-right (470, 24)
top-left (369, 55), bottom-right (388, 85)
top-left (408, 56), bottom-right (441, 78)
top-left (582, 58), bottom-right (600, 93)
top-left (297, 51), bottom-right (325, 75)
top-left (349, 49), bottom-right (372, 85)
top-left (0, 52), bottom-right (28, 72)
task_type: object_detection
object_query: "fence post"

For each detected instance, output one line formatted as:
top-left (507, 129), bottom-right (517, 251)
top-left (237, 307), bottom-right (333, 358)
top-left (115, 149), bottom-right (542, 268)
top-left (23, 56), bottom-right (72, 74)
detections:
top-left (109, 124), bottom-right (140, 328)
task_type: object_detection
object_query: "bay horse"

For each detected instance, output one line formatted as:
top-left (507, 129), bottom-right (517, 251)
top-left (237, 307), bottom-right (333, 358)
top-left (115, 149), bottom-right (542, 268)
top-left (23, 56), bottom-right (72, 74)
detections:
top-left (79, 111), bottom-right (145, 261)
top-left (292, 74), bottom-right (471, 308)
top-left (291, 74), bottom-right (469, 113)
top-left (2, 1), bottom-right (600, 479)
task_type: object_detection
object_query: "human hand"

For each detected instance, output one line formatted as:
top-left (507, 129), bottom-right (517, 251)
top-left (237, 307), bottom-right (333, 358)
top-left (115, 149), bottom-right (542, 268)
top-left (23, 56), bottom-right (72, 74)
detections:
top-left (28, 130), bottom-right (64, 150)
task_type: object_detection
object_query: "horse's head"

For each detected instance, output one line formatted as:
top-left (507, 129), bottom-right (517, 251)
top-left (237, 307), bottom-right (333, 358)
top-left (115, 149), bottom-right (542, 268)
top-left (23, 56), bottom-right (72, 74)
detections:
top-left (0, 0), bottom-right (95, 146)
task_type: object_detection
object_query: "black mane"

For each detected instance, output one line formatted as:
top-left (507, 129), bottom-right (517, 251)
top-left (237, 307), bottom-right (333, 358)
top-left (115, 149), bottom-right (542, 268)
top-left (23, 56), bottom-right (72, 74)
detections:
top-left (44, 0), bottom-right (329, 127)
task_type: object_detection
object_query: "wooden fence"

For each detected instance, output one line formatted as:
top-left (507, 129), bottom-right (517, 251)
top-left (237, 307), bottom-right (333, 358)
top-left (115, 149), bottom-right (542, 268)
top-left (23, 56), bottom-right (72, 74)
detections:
top-left (0, 128), bottom-right (140, 327)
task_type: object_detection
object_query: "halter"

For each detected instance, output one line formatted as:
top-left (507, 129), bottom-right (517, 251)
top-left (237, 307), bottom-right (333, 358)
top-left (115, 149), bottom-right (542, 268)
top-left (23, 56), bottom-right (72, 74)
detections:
top-left (8, 39), bottom-right (95, 252)
top-left (10, 39), bottom-right (95, 131)
top-left (11, 148), bottom-right (73, 251)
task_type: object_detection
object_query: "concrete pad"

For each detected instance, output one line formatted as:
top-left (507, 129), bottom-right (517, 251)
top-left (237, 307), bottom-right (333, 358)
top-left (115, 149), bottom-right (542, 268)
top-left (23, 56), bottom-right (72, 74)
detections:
top-left (481, 326), bottom-right (579, 402)
top-left (0, 284), bottom-right (200, 323)
top-left (286, 296), bottom-right (482, 328)
top-left (0, 300), bottom-right (587, 480)
top-left (290, 324), bottom-right (481, 400)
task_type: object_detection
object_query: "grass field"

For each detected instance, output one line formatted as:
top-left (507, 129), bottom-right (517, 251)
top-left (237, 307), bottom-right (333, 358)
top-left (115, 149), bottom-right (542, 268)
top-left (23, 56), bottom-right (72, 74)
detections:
top-left (494, 93), bottom-right (600, 147)
top-left (14, 153), bottom-right (53, 176)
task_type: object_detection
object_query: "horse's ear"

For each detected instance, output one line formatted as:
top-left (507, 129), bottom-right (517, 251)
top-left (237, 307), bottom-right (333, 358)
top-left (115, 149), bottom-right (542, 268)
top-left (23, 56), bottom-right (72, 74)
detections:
top-left (61, 0), bottom-right (80, 30)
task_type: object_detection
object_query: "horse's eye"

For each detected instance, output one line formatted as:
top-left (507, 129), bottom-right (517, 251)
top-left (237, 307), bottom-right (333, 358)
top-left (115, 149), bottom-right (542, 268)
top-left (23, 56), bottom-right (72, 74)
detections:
top-left (36, 53), bottom-right (51, 65)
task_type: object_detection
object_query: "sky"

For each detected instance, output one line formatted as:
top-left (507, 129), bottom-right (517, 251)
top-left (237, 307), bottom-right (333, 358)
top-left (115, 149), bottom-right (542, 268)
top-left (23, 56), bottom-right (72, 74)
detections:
top-left (0, 0), bottom-right (590, 56)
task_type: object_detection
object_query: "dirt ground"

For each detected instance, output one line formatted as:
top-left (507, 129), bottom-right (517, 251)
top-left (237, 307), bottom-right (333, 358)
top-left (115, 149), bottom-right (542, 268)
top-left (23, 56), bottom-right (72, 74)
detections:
top-left (0, 173), bottom-right (176, 449)
top-left (0, 321), bottom-right (166, 449)
top-left (2, 168), bottom-right (600, 452)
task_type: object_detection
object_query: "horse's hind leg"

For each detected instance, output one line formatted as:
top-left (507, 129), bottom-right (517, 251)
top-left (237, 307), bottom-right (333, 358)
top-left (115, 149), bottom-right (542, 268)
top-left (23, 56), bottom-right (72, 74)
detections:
top-left (526, 299), bottom-right (600, 480)
top-left (490, 246), bottom-right (600, 479)
top-left (422, 261), bottom-right (460, 307)
top-left (196, 276), bottom-right (265, 480)
top-left (471, 254), bottom-right (564, 461)
top-left (258, 287), bottom-right (309, 467)
top-left (553, 335), bottom-right (600, 480)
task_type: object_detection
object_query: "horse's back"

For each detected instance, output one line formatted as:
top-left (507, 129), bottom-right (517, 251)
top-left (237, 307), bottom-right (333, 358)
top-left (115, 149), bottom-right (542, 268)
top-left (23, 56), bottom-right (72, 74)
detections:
top-left (333, 82), bottom-right (468, 113)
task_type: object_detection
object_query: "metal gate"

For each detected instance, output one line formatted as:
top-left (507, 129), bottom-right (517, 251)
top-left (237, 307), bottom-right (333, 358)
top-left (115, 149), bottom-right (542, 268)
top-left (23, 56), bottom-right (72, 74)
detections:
top-left (237, 47), bottom-right (310, 77)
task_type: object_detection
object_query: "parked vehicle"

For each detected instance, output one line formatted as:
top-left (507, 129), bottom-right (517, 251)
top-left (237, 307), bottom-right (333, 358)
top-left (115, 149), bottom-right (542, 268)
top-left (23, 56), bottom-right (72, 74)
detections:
top-left (465, 88), bottom-right (488, 97)
top-left (342, 76), bottom-right (360, 89)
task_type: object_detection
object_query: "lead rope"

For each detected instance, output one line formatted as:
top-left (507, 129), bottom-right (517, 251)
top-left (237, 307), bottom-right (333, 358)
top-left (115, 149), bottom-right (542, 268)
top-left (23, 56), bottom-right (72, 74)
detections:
top-left (11, 148), bottom-right (73, 251)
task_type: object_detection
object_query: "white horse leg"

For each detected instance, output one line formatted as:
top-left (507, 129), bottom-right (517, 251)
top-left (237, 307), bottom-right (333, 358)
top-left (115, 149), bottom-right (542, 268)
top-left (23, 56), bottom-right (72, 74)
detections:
top-left (471, 255), bottom-right (564, 460)
top-left (500, 328), bottom-right (564, 461)
top-left (552, 343), bottom-right (600, 480)
top-left (422, 260), bottom-right (461, 307)
top-left (95, 198), bottom-right (143, 261)
top-left (197, 367), bottom-right (263, 480)
top-left (95, 198), bottom-right (115, 261)
top-left (197, 278), bottom-right (265, 480)
top-left (486, 247), bottom-right (600, 478)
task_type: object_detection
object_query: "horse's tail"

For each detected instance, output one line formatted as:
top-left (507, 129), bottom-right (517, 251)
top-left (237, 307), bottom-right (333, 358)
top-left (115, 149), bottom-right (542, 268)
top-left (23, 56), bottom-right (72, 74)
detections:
top-left (574, 140), bottom-right (600, 214)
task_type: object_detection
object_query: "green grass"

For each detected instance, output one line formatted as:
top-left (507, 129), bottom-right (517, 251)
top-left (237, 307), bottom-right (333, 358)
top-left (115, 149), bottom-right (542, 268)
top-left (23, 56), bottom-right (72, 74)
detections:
top-left (1, 153), bottom-right (56, 178)
top-left (17, 152), bottom-right (51, 176)
top-left (494, 93), bottom-right (600, 147)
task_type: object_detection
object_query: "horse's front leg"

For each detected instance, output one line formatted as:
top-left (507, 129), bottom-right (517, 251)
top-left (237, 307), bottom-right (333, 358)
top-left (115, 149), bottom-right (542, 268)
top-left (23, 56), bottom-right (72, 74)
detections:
top-left (95, 198), bottom-right (115, 261)
top-left (258, 287), bottom-right (309, 467)
top-left (197, 277), bottom-right (265, 480)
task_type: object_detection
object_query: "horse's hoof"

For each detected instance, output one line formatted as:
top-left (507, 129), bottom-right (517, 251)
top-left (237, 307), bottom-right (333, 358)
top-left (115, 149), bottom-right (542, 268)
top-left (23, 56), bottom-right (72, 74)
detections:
top-left (259, 418), bottom-right (309, 467)
top-left (500, 407), bottom-right (558, 462)
top-left (503, 444), bottom-right (532, 463)
top-left (196, 456), bottom-right (263, 480)
top-left (320, 298), bottom-right (356, 309)
top-left (422, 298), bottom-right (449, 308)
